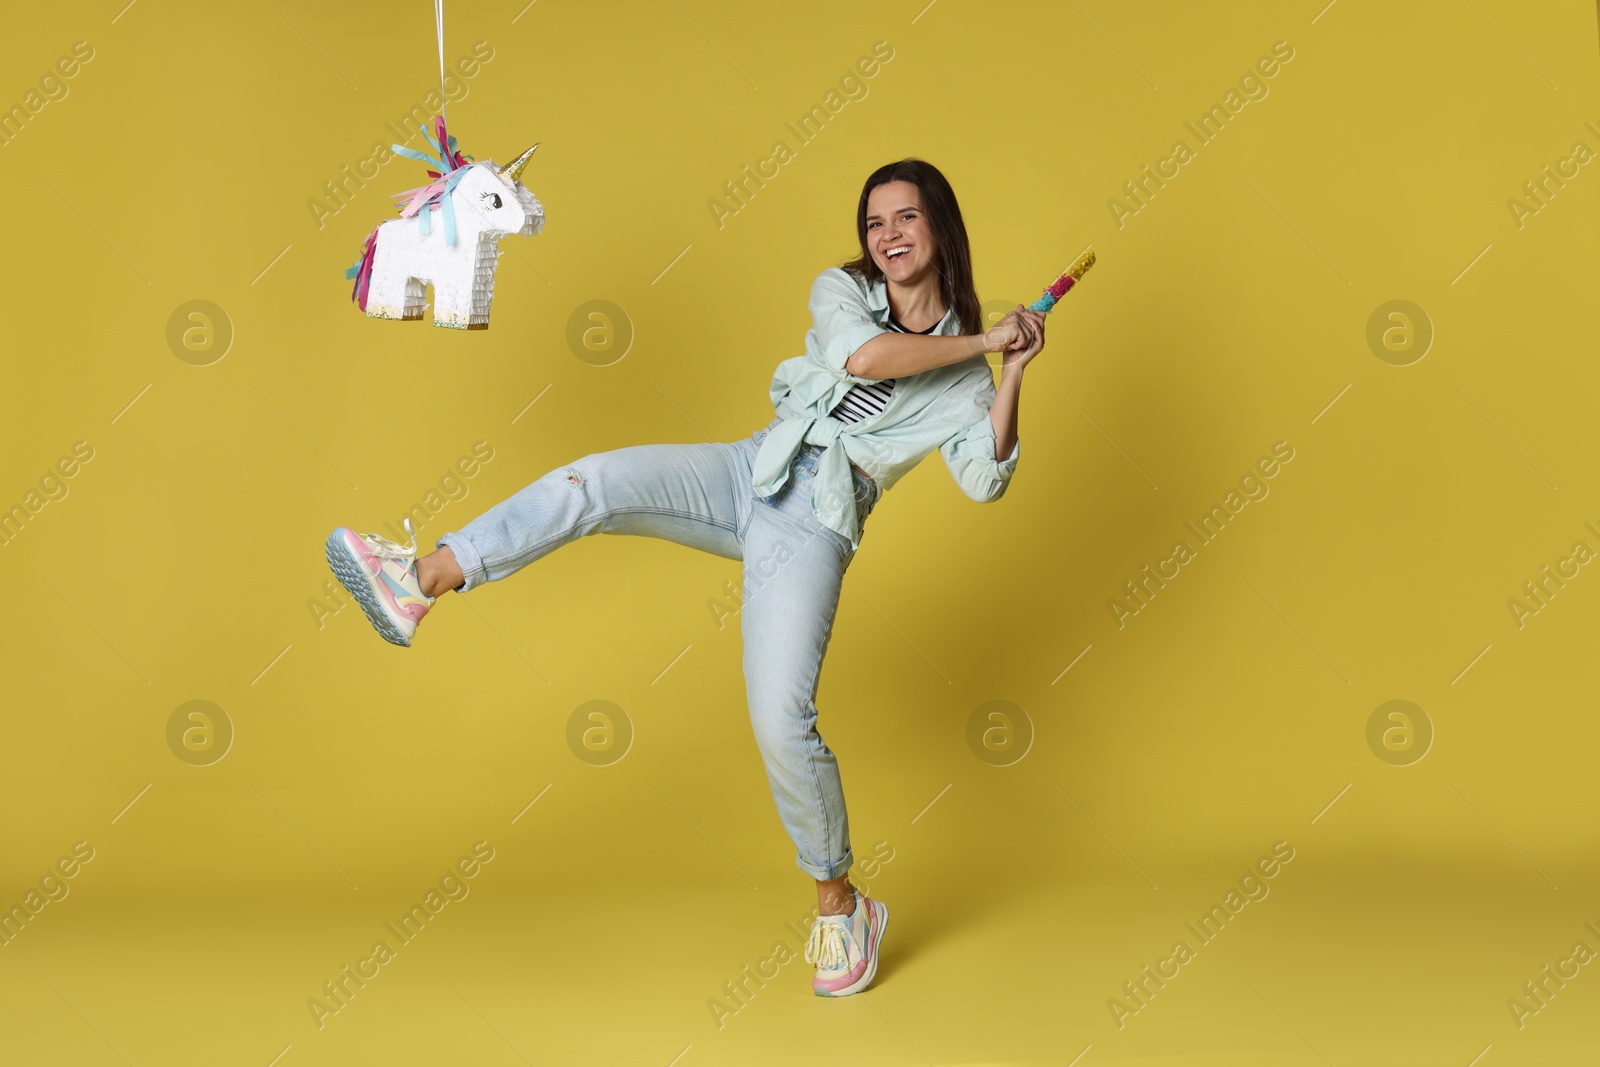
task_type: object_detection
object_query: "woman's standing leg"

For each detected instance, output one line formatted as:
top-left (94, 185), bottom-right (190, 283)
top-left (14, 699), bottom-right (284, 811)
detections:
top-left (738, 451), bottom-right (877, 894)
top-left (739, 492), bottom-right (856, 888)
top-left (740, 449), bottom-right (889, 996)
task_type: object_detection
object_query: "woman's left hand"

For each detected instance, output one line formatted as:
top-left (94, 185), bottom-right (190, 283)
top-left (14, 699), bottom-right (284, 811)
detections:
top-left (1000, 304), bottom-right (1046, 371)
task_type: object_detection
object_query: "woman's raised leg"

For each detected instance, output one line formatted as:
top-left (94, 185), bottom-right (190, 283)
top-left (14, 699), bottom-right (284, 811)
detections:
top-left (325, 436), bottom-right (756, 646)
top-left (434, 438), bottom-right (754, 593)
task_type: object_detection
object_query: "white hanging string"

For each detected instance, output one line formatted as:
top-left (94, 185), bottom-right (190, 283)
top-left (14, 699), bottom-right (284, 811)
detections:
top-left (435, 0), bottom-right (447, 127)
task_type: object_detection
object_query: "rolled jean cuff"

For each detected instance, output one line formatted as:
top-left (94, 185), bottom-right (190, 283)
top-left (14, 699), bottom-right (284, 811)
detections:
top-left (798, 845), bottom-right (853, 882)
top-left (436, 531), bottom-right (486, 593)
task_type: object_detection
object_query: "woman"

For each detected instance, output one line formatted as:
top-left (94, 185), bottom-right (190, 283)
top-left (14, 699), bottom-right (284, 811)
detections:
top-left (323, 158), bottom-right (1048, 997)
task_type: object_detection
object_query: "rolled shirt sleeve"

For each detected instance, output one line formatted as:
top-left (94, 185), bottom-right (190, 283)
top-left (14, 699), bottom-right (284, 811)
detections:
top-left (808, 268), bottom-right (887, 385)
top-left (939, 369), bottom-right (1020, 503)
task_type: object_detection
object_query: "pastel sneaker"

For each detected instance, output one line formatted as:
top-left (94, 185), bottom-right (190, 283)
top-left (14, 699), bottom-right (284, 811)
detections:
top-left (324, 518), bottom-right (435, 647)
top-left (804, 889), bottom-right (888, 997)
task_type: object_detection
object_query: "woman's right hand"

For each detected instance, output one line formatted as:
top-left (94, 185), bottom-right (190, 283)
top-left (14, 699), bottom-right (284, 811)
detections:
top-left (983, 309), bottom-right (1035, 353)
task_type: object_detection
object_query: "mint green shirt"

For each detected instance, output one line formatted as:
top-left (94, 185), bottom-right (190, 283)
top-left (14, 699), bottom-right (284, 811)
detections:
top-left (752, 267), bottom-right (1021, 549)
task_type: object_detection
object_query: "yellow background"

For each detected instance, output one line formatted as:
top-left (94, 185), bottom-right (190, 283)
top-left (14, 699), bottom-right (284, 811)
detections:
top-left (2, 1), bottom-right (1598, 1064)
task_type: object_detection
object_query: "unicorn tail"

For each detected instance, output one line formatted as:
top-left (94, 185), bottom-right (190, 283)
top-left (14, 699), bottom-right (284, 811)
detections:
top-left (344, 226), bottom-right (381, 311)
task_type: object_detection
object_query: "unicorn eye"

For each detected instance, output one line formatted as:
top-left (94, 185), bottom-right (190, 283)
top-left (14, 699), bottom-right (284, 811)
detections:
top-left (481, 191), bottom-right (503, 209)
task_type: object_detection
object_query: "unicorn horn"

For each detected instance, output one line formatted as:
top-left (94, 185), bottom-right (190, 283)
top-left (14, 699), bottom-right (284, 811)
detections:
top-left (499, 143), bottom-right (540, 184)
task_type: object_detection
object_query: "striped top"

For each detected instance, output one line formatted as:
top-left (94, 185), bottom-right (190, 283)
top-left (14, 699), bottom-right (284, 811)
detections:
top-left (827, 312), bottom-right (941, 424)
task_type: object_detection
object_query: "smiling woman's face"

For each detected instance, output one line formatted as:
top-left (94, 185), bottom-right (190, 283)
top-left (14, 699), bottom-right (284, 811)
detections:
top-left (865, 180), bottom-right (939, 284)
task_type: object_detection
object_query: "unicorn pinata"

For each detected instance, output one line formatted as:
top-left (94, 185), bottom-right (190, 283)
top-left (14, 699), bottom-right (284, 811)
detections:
top-left (345, 116), bottom-right (544, 330)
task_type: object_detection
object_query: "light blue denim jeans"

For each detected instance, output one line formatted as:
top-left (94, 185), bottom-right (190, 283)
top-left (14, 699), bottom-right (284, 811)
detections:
top-left (436, 415), bottom-right (881, 881)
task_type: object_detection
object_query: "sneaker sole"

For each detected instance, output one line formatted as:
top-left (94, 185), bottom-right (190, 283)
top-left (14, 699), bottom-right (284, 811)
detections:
top-left (324, 529), bottom-right (413, 648)
top-left (815, 899), bottom-right (888, 997)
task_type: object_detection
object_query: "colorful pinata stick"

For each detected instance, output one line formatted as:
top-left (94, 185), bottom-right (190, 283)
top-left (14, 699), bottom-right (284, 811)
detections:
top-left (1027, 247), bottom-right (1096, 313)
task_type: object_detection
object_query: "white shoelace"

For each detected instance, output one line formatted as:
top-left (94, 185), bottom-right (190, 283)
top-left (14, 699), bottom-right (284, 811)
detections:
top-left (805, 914), bottom-right (851, 970)
top-left (359, 516), bottom-right (421, 563)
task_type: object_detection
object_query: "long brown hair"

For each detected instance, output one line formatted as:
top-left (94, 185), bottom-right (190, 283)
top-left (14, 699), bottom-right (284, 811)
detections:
top-left (839, 158), bottom-right (981, 336)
